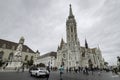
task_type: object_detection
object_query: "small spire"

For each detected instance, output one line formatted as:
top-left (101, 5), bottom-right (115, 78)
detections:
top-left (61, 38), bottom-right (65, 45)
top-left (85, 38), bottom-right (88, 49)
top-left (36, 50), bottom-right (40, 54)
top-left (69, 4), bottom-right (74, 18)
top-left (60, 38), bottom-right (65, 49)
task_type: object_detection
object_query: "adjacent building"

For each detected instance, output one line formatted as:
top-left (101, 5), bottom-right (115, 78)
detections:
top-left (34, 52), bottom-right (57, 68)
top-left (0, 37), bottom-right (36, 65)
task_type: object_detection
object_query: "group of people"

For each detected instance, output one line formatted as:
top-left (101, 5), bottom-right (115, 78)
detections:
top-left (65, 66), bottom-right (103, 75)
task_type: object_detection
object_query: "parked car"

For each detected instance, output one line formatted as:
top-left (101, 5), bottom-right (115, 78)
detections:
top-left (29, 66), bottom-right (37, 73)
top-left (30, 67), bottom-right (50, 78)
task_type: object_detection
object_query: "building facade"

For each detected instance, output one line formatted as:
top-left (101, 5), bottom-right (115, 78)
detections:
top-left (34, 52), bottom-right (57, 68)
top-left (56, 5), bottom-right (105, 69)
top-left (0, 37), bottom-right (36, 65)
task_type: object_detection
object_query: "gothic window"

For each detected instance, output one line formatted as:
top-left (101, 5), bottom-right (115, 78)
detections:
top-left (63, 54), bottom-right (65, 58)
top-left (93, 55), bottom-right (96, 64)
top-left (25, 55), bottom-right (28, 61)
top-left (82, 52), bottom-right (85, 57)
top-left (8, 52), bottom-right (13, 61)
top-left (0, 51), bottom-right (4, 60)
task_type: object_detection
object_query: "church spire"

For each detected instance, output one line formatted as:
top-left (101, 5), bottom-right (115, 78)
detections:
top-left (85, 38), bottom-right (88, 49)
top-left (69, 4), bottom-right (74, 19)
top-left (59, 38), bottom-right (65, 50)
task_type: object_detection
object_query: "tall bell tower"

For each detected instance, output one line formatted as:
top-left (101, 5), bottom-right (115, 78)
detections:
top-left (66, 4), bottom-right (79, 50)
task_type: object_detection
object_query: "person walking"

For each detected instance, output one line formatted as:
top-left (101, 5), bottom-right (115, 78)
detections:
top-left (59, 65), bottom-right (64, 80)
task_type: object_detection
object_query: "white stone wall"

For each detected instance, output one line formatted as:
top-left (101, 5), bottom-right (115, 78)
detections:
top-left (35, 56), bottom-right (56, 67)
top-left (0, 48), bottom-right (35, 62)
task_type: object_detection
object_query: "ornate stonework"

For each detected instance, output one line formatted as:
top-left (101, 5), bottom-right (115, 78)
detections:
top-left (56, 5), bottom-right (105, 69)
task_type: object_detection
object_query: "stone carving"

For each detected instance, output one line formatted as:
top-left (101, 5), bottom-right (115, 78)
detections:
top-left (6, 37), bottom-right (24, 70)
top-left (13, 44), bottom-right (23, 61)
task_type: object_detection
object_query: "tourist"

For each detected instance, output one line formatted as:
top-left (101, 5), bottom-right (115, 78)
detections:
top-left (59, 65), bottom-right (64, 80)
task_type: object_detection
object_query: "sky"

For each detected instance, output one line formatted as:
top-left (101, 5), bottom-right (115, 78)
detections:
top-left (0, 0), bottom-right (120, 65)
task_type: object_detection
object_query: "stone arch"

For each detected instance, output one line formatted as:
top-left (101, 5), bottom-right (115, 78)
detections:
top-left (0, 51), bottom-right (4, 60)
top-left (8, 52), bottom-right (13, 61)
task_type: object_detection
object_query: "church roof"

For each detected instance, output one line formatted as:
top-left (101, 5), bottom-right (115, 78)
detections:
top-left (38, 51), bottom-right (57, 59)
top-left (0, 39), bottom-right (35, 53)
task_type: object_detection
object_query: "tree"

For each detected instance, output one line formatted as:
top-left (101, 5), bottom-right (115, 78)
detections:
top-left (38, 63), bottom-right (46, 67)
top-left (104, 62), bottom-right (108, 67)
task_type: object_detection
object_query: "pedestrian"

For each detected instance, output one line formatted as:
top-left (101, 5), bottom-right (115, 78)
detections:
top-left (47, 66), bottom-right (50, 72)
top-left (85, 67), bottom-right (89, 75)
top-left (22, 66), bottom-right (24, 72)
top-left (59, 65), bottom-right (64, 80)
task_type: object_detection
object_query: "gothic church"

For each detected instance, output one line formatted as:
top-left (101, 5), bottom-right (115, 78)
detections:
top-left (56, 5), bottom-right (105, 69)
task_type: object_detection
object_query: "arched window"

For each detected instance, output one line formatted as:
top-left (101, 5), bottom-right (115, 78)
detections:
top-left (63, 54), bottom-right (65, 58)
top-left (25, 55), bottom-right (28, 61)
top-left (0, 51), bottom-right (4, 60)
top-left (82, 51), bottom-right (85, 57)
top-left (31, 56), bottom-right (33, 60)
top-left (8, 52), bottom-right (13, 61)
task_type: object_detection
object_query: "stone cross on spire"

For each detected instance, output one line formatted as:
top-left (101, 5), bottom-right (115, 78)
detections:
top-left (85, 38), bottom-right (88, 49)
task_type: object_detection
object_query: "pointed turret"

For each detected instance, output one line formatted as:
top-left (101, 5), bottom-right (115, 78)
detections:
top-left (59, 38), bottom-right (65, 49)
top-left (85, 38), bottom-right (88, 49)
top-left (60, 38), bottom-right (65, 45)
top-left (69, 4), bottom-right (74, 19)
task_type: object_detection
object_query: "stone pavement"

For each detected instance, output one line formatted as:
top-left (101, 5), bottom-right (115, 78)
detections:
top-left (0, 70), bottom-right (120, 80)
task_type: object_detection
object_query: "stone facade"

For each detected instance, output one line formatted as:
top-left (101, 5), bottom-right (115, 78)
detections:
top-left (56, 5), bottom-right (105, 69)
top-left (34, 52), bottom-right (57, 68)
top-left (0, 37), bottom-right (36, 64)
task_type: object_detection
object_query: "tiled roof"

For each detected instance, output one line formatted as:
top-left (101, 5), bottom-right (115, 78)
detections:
top-left (0, 39), bottom-right (35, 53)
top-left (38, 52), bottom-right (57, 59)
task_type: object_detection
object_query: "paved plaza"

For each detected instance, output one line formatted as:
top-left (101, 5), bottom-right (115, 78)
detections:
top-left (0, 71), bottom-right (120, 80)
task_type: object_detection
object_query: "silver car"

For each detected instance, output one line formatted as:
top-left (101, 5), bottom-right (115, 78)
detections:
top-left (30, 67), bottom-right (50, 78)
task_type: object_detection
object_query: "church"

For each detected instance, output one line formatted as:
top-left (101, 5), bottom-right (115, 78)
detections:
top-left (56, 5), bottom-right (105, 69)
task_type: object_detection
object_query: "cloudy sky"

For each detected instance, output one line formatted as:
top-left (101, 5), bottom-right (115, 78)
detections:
top-left (0, 0), bottom-right (120, 65)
